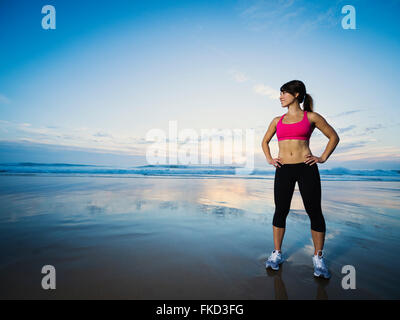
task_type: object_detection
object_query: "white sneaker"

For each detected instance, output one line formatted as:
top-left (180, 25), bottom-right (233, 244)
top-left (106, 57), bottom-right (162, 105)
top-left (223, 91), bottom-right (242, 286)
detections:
top-left (313, 250), bottom-right (331, 279)
top-left (266, 250), bottom-right (284, 271)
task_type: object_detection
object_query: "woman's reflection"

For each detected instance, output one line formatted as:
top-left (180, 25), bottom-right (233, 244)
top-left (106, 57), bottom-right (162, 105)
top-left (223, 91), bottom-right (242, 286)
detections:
top-left (266, 266), bottom-right (330, 300)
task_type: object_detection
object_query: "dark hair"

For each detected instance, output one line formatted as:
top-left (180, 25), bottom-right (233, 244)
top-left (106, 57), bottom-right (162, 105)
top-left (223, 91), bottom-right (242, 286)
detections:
top-left (280, 80), bottom-right (314, 112)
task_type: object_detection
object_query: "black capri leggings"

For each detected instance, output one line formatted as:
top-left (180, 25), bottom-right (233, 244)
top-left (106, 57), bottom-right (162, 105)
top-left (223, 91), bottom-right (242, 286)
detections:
top-left (273, 162), bottom-right (326, 232)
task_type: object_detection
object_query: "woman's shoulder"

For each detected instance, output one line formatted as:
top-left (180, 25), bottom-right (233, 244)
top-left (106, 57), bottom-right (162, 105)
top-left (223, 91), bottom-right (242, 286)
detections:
top-left (306, 111), bottom-right (328, 126)
top-left (273, 114), bottom-right (284, 125)
top-left (306, 111), bottom-right (323, 121)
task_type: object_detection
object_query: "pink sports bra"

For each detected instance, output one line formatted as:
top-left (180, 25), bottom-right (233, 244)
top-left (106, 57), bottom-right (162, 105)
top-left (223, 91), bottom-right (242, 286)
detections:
top-left (276, 111), bottom-right (313, 141)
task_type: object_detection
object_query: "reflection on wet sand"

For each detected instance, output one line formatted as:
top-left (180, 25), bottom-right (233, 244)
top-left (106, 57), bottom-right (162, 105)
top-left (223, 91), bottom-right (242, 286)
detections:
top-left (0, 175), bottom-right (399, 299)
top-left (266, 266), bottom-right (329, 300)
top-left (266, 267), bottom-right (289, 300)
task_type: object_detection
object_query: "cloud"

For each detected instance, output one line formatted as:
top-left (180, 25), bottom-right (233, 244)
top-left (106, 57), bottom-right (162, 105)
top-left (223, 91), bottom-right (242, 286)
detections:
top-left (237, 0), bottom-right (343, 35)
top-left (331, 109), bottom-right (363, 117)
top-left (238, 0), bottom-right (297, 32)
top-left (93, 131), bottom-right (114, 138)
top-left (292, 5), bottom-right (339, 36)
top-left (228, 69), bottom-right (249, 83)
top-left (332, 138), bottom-right (400, 162)
top-left (364, 124), bottom-right (384, 134)
top-left (227, 69), bottom-right (281, 101)
top-left (337, 125), bottom-right (356, 134)
top-left (0, 139), bottom-right (147, 166)
top-left (253, 84), bottom-right (280, 100)
top-left (337, 146), bottom-right (400, 161)
top-left (239, 0), bottom-right (296, 21)
top-left (335, 140), bottom-right (369, 153)
top-left (0, 120), bottom-right (145, 155)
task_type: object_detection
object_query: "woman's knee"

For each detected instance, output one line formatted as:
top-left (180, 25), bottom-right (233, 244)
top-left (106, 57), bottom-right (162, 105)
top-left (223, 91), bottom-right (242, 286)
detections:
top-left (310, 214), bottom-right (326, 232)
top-left (272, 209), bottom-right (289, 228)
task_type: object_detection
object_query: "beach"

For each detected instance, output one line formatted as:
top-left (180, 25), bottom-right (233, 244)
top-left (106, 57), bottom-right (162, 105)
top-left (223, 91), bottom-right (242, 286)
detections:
top-left (0, 170), bottom-right (399, 299)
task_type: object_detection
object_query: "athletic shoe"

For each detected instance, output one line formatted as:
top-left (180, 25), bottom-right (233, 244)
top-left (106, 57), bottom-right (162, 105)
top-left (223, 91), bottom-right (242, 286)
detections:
top-left (266, 250), bottom-right (284, 271)
top-left (312, 250), bottom-right (331, 279)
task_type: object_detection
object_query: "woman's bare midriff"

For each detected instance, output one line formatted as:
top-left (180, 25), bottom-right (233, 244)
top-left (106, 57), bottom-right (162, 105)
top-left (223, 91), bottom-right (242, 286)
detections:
top-left (278, 139), bottom-right (312, 164)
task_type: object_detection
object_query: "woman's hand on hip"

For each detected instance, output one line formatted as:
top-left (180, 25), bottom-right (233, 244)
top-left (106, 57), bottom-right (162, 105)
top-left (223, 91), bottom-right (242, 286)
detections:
top-left (304, 154), bottom-right (325, 165)
top-left (268, 157), bottom-right (283, 168)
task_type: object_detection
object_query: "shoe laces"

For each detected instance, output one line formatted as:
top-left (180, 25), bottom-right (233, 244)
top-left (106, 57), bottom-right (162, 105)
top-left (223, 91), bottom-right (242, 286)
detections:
top-left (314, 252), bottom-right (327, 270)
top-left (269, 250), bottom-right (280, 262)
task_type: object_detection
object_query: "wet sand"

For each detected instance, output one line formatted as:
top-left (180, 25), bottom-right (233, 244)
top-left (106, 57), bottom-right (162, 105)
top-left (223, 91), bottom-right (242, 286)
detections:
top-left (0, 175), bottom-right (399, 299)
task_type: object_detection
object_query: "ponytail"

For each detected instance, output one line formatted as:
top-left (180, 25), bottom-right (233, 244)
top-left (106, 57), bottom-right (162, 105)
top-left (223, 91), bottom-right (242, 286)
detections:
top-left (302, 93), bottom-right (314, 112)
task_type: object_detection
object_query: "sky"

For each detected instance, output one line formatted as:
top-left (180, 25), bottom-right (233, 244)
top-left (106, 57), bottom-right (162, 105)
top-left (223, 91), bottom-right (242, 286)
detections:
top-left (0, 0), bottom-right (400, 169)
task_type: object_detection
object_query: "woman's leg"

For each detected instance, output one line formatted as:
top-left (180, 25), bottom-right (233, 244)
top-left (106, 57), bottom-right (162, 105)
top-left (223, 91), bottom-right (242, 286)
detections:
top-left (311, 230), bottom-right (325, 255)
top-left (272, 165), bottom-right (296, 251)
top-left (273, 226), bottom-right (286, 251)
top-left (297, 163), bottom-right (326, 254)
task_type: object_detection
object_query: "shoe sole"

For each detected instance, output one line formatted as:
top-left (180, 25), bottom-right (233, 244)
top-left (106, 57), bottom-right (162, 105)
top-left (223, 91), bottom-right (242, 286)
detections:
top-left (266, 260), bottom-right (284, 271)
top-left (266, 265), bottom-right (279, 271)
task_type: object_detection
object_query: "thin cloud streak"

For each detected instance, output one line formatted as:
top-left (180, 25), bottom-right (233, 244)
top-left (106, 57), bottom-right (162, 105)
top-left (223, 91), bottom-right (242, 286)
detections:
top-left (0, 120), bottom-right (146, 155)
top-left (253, 84), bottom-right (280, 100)
top-left (237, 0), bottom-right (343, 35)
top-left (331, 109), bottom-right (363, 118)
top-left (228, 69), bottom-right (249, 83)
top-left (337, 125), bottom-right (357, 134)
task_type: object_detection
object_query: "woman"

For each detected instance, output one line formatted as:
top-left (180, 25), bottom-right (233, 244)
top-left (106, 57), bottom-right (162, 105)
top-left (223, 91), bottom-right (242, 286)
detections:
top-left (261, 80), bottom-right (340, 279)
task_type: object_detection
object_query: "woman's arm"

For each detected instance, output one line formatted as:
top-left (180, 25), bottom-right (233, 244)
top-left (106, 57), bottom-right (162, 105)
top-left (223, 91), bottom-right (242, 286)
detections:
top-left (310, 112), bottom-right (340, 162)
top-left (261, 117), bottom-right (280, 162)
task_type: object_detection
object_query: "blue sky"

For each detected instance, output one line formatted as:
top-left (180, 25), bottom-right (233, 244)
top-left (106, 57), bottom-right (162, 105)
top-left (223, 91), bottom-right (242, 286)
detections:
top-left (1, 0), bottom-right (400, 169)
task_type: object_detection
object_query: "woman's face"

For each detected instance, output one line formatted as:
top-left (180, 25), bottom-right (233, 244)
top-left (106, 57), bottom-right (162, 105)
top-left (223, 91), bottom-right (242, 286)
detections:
top-left (280, 90), bottom-right (298, 108)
